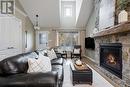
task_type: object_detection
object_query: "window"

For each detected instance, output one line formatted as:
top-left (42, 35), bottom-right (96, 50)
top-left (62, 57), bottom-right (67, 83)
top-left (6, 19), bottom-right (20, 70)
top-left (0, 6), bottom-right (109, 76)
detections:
top-left (64, 5), bottom-right (72, 17)
top-left (39, 33), bottom-right (48, 44)
top-left (60, 1), bottom-right (76, 27)
top-left (58, 32), bottom-right (79, 51)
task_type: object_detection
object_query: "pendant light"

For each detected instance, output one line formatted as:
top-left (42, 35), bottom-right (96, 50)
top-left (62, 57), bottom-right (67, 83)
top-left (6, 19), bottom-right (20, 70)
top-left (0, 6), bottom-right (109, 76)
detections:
top-left (34, 14), bottom-right (40, 30)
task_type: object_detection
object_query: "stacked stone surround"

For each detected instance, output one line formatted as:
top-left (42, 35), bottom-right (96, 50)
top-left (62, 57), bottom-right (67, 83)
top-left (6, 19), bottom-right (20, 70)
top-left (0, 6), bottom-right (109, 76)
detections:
top-left (86, 0), bottom-right (130, 86)
top-left (93, 32), bottom-right (130, 87)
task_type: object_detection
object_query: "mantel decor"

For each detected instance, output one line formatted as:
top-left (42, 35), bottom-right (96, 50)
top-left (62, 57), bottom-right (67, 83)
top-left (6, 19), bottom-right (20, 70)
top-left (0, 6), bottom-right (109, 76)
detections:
top-left (115, 0), bottom-right (130, 24)
top-left (118, 10), bottom-right (128, 23)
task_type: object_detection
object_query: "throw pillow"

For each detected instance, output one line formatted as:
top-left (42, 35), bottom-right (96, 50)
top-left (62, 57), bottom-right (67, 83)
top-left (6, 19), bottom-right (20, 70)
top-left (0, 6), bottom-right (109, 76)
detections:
top-left (40, 49), bottom-right (48, 56)
top-left (27, 54), bottom-right (52, 73)
top-left (47, 49), bottom-right (57, 60)
top-left (39, 53), bottom-right (52, 71)
top-left (74, 49), bottom-right (80, 54)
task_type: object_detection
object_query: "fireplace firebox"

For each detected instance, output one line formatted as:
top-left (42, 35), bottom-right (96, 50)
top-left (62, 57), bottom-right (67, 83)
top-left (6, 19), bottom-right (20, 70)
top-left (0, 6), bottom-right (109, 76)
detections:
top-left (100, 43), bottom-right (122, 79)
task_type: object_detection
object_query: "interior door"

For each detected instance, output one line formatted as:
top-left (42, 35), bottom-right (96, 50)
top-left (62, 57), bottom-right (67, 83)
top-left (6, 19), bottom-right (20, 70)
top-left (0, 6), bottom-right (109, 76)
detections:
top-left (36, 31), bottom-right (49, 50)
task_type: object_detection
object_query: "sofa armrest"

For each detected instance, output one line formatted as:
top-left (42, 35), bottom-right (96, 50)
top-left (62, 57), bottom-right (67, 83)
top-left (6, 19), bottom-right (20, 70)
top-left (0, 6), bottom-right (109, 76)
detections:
top-left (41, 71), bottom-right (58, 83)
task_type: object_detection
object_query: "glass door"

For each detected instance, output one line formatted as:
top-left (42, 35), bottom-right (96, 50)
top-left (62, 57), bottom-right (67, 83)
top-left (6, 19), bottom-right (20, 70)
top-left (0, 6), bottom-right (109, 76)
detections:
top-left (36, 31), bottom-right (48, 50)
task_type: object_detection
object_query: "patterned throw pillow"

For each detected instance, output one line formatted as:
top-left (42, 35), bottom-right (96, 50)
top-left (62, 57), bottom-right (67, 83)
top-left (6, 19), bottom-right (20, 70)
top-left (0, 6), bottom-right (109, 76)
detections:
top-left (47, 49), bottom-right (57, 60)
top-left (27, 54), bottom-right (52, 73)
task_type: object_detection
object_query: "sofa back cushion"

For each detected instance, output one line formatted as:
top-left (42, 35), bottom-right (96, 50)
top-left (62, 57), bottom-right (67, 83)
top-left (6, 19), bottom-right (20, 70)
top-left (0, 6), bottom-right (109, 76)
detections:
top-left (0, 60), bottom-right (18, 75)
top-left (0, 54), bottom-right (26, 76)
top-left (47, 49), bottom-right (57, 60)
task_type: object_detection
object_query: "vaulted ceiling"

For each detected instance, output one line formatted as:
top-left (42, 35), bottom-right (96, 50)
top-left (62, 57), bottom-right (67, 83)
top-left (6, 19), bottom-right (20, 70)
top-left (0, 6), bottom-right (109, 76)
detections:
top-left (76, 0), bottom-right (94, 28)
top-left (19, 0), bottom-right (94, 28)
top-left (19, 0), bottom-right (60, 28)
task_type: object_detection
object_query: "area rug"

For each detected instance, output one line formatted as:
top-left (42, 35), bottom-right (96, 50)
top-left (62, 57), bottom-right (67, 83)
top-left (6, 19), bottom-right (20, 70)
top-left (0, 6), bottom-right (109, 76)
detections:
top-left (62, 59), bottom-right (113, 87)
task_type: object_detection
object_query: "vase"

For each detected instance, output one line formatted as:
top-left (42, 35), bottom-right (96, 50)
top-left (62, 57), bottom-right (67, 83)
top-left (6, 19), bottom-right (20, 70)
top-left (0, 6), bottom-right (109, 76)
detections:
top-left (118, 10), bottom-right (128, 23)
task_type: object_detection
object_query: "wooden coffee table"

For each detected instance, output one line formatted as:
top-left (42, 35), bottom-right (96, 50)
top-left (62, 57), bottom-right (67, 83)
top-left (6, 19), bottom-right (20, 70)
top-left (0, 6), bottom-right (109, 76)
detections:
top-left (70, 61), bottom-right (93, 85)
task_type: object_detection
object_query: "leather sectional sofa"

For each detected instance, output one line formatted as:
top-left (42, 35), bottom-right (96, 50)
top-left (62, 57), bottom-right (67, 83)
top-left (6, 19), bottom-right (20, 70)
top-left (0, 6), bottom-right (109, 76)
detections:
top-left (0, 51), bottom-right (64, 87)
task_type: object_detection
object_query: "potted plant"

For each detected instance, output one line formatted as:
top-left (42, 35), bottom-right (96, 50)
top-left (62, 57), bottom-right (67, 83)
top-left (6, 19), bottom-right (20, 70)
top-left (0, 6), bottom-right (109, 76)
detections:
top-left (118, 0), bottom-right (128, 23)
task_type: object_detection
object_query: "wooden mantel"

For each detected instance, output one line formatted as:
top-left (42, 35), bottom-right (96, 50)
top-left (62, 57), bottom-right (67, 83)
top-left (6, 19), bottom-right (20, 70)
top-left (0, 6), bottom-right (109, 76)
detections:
top-left (92, 21), bottom-right (130, 37)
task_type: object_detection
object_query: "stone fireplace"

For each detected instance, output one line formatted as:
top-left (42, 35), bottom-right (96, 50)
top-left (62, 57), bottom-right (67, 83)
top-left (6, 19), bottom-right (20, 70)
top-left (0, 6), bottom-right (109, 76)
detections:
top-left (100, 43), bottom-right (122, 79)
top-left (85, 22), bottom-right (130, 86)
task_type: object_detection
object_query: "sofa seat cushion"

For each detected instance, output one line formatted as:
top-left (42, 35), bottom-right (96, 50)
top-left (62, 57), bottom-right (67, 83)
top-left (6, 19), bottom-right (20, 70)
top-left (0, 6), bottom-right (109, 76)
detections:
top-left (0, 72), bottom-right (57, 87)
top-left (26, 72), bottom-right (58, 87)
top-left (51, 58), bottom-right (64, 65)
top-left (52, 65), bottom-right (63, 81)
top-left (0, 74), bottom-right (28, 87)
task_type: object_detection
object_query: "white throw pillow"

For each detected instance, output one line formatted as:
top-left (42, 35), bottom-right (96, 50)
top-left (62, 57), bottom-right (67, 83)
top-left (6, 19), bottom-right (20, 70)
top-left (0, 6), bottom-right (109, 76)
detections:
top-left (27, 54), bottom-right (52, 73)
top-left (47, 49), bottom-right (57, 60)
top-left (74, 49), bottom-right (80, 54)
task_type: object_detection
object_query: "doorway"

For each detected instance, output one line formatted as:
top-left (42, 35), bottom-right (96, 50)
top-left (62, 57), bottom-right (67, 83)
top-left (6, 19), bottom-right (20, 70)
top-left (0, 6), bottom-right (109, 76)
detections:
top-left (36, 31), bottom-right (49, 50)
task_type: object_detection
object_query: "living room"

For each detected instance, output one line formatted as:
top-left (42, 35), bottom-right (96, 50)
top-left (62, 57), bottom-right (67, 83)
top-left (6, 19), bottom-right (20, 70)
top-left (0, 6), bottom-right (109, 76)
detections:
top-left (0, 0), bottom-right (130, 87)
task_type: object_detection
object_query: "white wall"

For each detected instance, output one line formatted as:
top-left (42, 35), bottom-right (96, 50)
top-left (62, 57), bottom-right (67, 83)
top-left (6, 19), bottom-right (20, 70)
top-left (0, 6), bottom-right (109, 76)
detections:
top-left (15, 0), bottom-right (35, 52)
top-left (25, 17), bottom-right (35, 52)
top-left (76, 0), bottom-right (94, 27)
top-left (76, 0), bottom-right (83, 22)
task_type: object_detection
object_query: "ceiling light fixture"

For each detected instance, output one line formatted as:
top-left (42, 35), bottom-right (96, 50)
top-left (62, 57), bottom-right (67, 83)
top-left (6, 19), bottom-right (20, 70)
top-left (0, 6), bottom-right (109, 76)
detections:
top-left (34, 14), bottom-right (40, 30)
